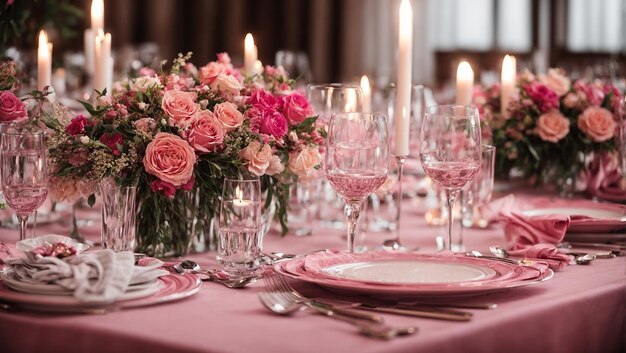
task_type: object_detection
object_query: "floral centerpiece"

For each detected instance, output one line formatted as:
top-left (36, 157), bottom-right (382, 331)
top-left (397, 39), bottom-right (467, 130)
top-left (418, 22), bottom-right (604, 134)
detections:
top-left (44, 52), bottom-right (324, 256)
top-left (473, 69), bottom-right (624, 196)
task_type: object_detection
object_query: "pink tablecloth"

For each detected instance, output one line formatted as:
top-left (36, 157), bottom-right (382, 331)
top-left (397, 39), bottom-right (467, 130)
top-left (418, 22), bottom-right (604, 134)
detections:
top-left (0, 199), bottom-right (625, 353)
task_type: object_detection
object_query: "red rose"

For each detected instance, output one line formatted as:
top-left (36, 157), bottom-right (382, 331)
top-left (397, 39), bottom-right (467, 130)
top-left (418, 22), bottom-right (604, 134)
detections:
top-left (65, 115), bottom-right (90, 136)
top-left (99, 132), bottom-right (123, 156)
top-left (282, 93), bottom-right (314, 125)
top-left (0, 91), bottom-right (27, 123)
top-left (150, 179), bottom-right (177, 198)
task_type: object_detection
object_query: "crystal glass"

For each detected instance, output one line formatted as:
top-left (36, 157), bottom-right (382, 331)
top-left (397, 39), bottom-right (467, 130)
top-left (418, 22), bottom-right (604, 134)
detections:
top-left (469, 145), bottom-right (496, 228)
top-left (325, 112), bottom-right (389, 253)
top-left (0, 127), bottom-right (48, 241)
top-left (419, 105), bottom-right (482, 251)
top-left (217, 176), bottom-right (262, 275)
top-left (275, 50), bottom-right (312, 86)
top-left (307, 83), bottom-right (364, 228)
top-left (100, 178), bottom-right (138, 251)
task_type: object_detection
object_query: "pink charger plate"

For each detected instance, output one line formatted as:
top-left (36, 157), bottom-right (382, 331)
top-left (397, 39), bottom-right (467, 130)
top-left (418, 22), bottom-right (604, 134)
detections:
top-left (275, 253), bottom-right (553, 297)
top-left (0, 273), bottom-right (201, 313)
top-left (516, 197), bottom-right (626, 233)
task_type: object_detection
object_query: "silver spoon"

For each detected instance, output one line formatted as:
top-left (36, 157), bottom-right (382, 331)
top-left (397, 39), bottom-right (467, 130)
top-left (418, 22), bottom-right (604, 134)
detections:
top-left (489, 245), bottom-right (509, 259)
top-left (573, 253), bottom-right (596, 265)
top-left (258, 292), bottom-right (417, 340)
top-left (466, 250), bottom-right (534, 265)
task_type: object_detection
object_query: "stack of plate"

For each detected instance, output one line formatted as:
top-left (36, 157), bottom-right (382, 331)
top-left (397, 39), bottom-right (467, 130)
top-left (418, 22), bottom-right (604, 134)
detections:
top-left (274, 251), bottom-right (554, 297)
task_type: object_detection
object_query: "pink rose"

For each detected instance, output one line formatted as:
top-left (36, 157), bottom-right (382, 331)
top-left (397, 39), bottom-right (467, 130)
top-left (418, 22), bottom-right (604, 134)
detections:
top-left (541, 69), bottom-right (571, 97)
top-left (266, 155), bottom-right (284, 176)
top-left (574, 81), bottom-right (605, 107)
top-left (524, 83), bottom-right (559, 112)
top-left (247, 89), bottom-right (282, 110)
top-left (536, 110), bottom-right (570, 143)
top-left (577, 106), bottom-right (616, 142)
top-left (165, 74), bottom-right (194, 91)
top-left (161, 90), bottom-right (200, 128)
top-left (212, 102), bottom-right (243, 132)
top-left (65, 114), bottom-right (90, 136)
top-left (239, 140), bottom-right (273, 176)
top-left (209, 74), bottom-right (243, 96)
top-left (216, 52), bottom-right (232, 65)
top-left (0, 91), bottom-right (26, 123)
top-left (133, 117), bottom-right (157, 134)
top-left (199, 62), bottom-right (227, 85)
top-left (282, 93), bottom-right (314, 125)
top-left (138, 67), bottom-right (156, 77)
top-left (187, 110), bottom-right (224, 153)
top-left (99, 132), bottom-right (124, 156)
top-left (562, 92), bottom-right (580, 109)
top-left (150, 179), bottom-right (177, 198)
top-left (144, 132), bottom-right (196, 186)
top-left (253, 110), bottom-right (288, 139)
top-left (288, 147), bottom-right (322, 181)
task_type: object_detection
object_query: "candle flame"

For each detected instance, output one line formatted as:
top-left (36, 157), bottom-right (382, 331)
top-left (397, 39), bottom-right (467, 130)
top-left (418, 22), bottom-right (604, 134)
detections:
top-left (457, 61), bottom-right (474, 82)
top-left (399, 0), bottom-right (413, 42)
top-left (91, 0), bottom-right (104, 23)
top-left (245, 33), bottom-right (254, 53)
top-left (235, 186), bottom-right (243, 201)
top-left (501, 55), bottom-right (516, 82)
top-left (38, 30), bottom-right (49, 58)
top-left (360, 75), bottom-right (371, 99)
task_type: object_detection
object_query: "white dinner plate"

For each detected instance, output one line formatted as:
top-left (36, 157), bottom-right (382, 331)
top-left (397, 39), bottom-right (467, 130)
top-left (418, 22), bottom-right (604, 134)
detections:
top-left (520, 207), bottom-right (626, 220)
top-left (321, 260), bottom-right (497, 285)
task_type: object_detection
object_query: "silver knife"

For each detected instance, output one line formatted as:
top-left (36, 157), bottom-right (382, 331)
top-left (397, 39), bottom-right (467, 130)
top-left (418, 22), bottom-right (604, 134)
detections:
top-left (306, 300), bottom-right (385, 323)
top-left (354, 303), bottom-right (473, 321)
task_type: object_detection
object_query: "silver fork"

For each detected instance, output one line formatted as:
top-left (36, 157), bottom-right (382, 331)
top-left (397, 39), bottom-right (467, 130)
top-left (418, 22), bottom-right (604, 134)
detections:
top-left (263, 272), bottom-right (384, 323)
top-left (258, 291), bottom-right (417, 340)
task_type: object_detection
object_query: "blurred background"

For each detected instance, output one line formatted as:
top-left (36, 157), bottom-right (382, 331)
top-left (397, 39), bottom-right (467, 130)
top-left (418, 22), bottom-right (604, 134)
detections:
top-left (2, 0), bottom-right (626, 87)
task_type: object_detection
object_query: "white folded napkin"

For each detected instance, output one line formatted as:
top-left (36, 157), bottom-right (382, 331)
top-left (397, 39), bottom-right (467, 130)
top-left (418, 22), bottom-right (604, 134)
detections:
top-left (8, 250), bottom-right (167, 303)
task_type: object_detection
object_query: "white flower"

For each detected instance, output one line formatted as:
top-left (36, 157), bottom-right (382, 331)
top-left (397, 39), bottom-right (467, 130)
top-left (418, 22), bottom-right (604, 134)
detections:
top-left (288, 131), bottom-right (299, 143)
top-left (199, 100), bottom-right (209, 109)
top-left (161, 119), bottom-right (167, 126)
top-left (138, 102), bottom-right (148, 110)
top-left (79, 136), bottom-right (90, 144)
top-left (130, 75), bottom-right (162, 92)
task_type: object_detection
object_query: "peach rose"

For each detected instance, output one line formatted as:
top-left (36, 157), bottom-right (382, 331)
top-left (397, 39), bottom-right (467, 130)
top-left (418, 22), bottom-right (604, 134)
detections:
top-left (266, 155), bottom-right (284, 176)
top-left (577, 106), bottom-right (616, 142)
top-left (209, 74), bottom-right (242, 96)
top-left (187, 110), bottom-right (224, 153)
top-left (562, 92), bottom-right (580, 109)
top-left (161, 90), bottom-right (199, 129)
top-left (143, 132), bottom-right (197, 186)
top-left (212, 102), bottom-right (243, 132)
top-left (199, 62), bottom-right (227, 85)
top-left (288, 147), bottom-right (322, 180)
top-left (239, 140), bottom-right (273, 176)
top-left (541, 69), bottom-right (571, 97)
top-left (536, 110), bottom-right (570, 143)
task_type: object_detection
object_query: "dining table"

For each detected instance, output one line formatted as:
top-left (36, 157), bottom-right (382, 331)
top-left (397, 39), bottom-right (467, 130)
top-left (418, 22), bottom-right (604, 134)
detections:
top-left (0, 190), bottom-right (625, 353)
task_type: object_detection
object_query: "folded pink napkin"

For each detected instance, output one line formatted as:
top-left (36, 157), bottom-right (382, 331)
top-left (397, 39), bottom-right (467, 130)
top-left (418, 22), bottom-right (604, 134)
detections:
top-left (580, 152), bottom-right (626, 202)
top-left (508, 244), bottom-right (572, 271)
top-left (498, 200), bottom-right (570, 250)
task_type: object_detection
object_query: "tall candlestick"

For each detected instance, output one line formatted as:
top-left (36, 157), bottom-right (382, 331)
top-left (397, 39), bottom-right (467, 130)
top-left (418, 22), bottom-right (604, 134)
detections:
top-left (244, 33), bottom-right (257, 76)
top-left (93, 30), bottom-right (111, 96)
top-left (91, 0), bottom-right (104, 33)
top-left (360, 75), bottom-right (372, 112)
top-left (37, 30), bottom-right (52, 91)
top-left (455, 61), bottom-right (474, 106)
top-left (500, 54), bottom-right (516, 117)
top-left (394, 0), bottom-right (412, 157)
top-left (84, 29), bottom-right (95, 75)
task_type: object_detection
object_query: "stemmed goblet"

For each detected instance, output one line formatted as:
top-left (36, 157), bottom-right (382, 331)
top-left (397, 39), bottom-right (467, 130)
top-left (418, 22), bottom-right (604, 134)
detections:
top-left (1, 127), bottom-right (49, 241)
top-left (325, 112), bottom-right (389, 253)
top-left (419, 105), bottom-right (481, 251)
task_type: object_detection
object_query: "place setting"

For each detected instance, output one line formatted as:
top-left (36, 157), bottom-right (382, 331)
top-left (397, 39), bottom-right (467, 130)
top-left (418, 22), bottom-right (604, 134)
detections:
top-left (1, 0), bottom-right (626, 351)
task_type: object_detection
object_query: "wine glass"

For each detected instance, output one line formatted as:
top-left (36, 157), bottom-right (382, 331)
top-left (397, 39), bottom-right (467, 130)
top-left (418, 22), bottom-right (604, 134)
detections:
top-left (306, 83), bottom-right (363, 124)
top-left (1, 127), bottom-right (48, 241)
top-left (217, 176), bottom-right (262, 276)
top-left (419, 105), bottom-right (481, 251)
top-left (325, 112), bottom-right (389, 253)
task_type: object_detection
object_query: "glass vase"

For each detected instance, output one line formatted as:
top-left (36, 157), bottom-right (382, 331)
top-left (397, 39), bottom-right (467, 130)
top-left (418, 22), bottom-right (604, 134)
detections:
top-left (100, 178), bottom-right (138, 251)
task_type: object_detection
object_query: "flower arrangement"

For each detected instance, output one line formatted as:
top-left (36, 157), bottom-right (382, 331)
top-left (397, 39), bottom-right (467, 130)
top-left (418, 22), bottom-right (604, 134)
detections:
top-left (474, 68), bottom-right (624, 195)
top-left (44, 52), bottom-right (324, 256)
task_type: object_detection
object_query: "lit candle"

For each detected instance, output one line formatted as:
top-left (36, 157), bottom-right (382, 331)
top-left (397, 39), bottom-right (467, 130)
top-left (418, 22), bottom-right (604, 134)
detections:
top-left (233, 187), bottom-right (252, 207)
top-left (456, 61), bottom-right (474, 106)
top-left (360, 75), bottom-right (372, 112)
top-left (37, 30), bottom-right (52, 91)
top-left (85, 0), bottom-right (104, 76)
top-left (500, 54), bottom-right (516, 117)
top-left (394, 0), bottom-right (412, 156)
top-left (244, 33), bottom-right (257, 76)
top-left (345, 89), bottom-right (358, 112)
top-left (91, 0), bottom-right (104, 33)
